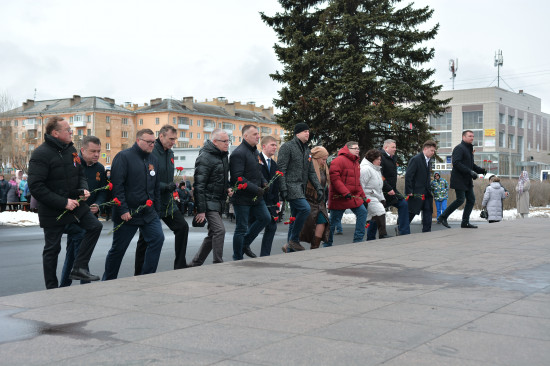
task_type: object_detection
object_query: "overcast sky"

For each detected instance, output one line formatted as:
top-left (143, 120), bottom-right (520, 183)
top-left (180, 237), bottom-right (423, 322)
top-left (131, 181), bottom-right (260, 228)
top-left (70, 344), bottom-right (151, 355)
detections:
top-left (2, 0), bottom-right (549, 111)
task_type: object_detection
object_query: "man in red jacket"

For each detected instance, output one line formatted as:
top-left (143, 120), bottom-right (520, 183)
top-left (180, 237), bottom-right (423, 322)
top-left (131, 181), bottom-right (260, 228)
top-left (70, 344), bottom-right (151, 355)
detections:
top-left (324, 141), bottom-right (367, 247)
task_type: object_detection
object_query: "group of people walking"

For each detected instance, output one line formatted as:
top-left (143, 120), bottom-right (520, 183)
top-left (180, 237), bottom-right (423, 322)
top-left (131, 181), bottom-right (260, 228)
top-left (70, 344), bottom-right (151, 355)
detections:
top-left (23, 116), bottom-right (533, 290)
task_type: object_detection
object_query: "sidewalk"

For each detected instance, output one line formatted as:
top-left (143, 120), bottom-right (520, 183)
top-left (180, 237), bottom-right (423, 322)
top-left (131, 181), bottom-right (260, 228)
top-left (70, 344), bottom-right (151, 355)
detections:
top-left (1, 218), bottom-right (549, 365)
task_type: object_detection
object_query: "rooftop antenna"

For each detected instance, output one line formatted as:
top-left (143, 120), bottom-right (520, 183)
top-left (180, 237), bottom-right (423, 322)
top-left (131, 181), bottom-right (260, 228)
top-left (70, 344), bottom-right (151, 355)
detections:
top-left (494, 50), bottom-right (503, 88)
top-left (449, 59), bottom-right (458, 89)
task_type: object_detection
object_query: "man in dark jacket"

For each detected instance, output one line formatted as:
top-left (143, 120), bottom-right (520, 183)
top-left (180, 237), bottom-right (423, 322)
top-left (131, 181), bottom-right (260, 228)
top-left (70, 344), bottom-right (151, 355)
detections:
top-left (278, 122), bottom-right (323, 252)
top-left (326, 141), bottom-right (367, 246)
top-left (103, 129), bottom-right (164, 280)
top-left (60, 135), bottom-right (107, 287)
top-left (367, 139), bottom-right (410, 239)
top-left (177, 181), bottom-right (194, 215)
top-left (437, 130), bottom-right (487, 228)
top-left (190, 129), bottom-right (232, 266)
top-left (134, 125), bottom-right (189, 274)
top-left (230, 125), bottom-right (270, 260)
top-left (28, 116), bottom-right (102, 289)
top-left (0, 174), bottom-right (9, 212)
top-left (405, 140), bottom-right (436, 232)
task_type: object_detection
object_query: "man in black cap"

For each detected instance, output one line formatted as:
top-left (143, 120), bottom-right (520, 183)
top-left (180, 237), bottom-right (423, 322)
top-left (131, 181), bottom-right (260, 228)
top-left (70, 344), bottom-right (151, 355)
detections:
top-left (277, 122), bottom-right (323, 252)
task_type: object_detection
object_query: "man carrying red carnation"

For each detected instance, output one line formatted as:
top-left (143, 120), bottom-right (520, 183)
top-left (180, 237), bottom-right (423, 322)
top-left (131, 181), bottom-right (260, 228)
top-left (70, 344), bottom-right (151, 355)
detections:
top-left (134, 125), bottom-right (189, 274)
top-left (103, 128), bottom-right (164, 280)
top-left (60, 135), bottom-right (108, 287)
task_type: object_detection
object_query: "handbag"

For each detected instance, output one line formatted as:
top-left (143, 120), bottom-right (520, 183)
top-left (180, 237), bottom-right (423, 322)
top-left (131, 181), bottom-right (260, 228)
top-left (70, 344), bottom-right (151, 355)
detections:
top-left (480, 207), bottom-right (488, 219)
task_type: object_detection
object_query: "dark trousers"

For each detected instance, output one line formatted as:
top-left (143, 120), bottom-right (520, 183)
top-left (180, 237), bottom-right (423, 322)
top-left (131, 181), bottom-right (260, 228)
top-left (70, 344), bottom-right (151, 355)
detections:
top-left (286, 198), bottom-right (311, 243)
top-left (248, 208), bottom-right (278, 257)
top-left (191, 211), bottom-right (225, 266)
top-left (42, 211), bottom-right (102, 289)
top-left (102, 217), bottom-right (164, 281)
top-left (408, 197), bottom-right (433, 232)
top-left (59, 224), bottom-right (89, 287)
top-left (135, 210), bottom-right (189, 275)
top-left (440, 189), bottom-right (475, 224)
top-left (232, 202), bottom-right (271, 260)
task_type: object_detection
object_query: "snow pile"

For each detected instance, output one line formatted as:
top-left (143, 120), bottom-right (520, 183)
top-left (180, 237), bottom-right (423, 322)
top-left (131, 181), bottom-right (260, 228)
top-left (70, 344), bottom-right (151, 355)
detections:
top-left (340, 207), bottom-right (550, 225)
top-left (0, 210), bottom-right (40, 226)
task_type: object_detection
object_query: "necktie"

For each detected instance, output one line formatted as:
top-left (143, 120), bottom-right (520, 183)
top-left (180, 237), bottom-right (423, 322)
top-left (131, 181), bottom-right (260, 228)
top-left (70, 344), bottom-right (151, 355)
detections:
top-left (267, 158), bottom-right (271, 171)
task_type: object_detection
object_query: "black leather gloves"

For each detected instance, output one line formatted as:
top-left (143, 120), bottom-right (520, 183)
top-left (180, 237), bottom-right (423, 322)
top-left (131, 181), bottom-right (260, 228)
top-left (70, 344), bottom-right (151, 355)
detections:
top-left (316, 189), bottom-right (324, 203)
top-left (167, 182), bottom-right (177, 192)
top-left (345, 193), bottom-right (352, 200)
top-left (470, 171), bottom-right (478, 180)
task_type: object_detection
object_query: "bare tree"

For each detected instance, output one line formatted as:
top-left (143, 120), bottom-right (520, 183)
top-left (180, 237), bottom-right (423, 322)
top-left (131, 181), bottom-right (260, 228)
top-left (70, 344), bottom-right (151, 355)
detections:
top-left (0, 90), bottom-right (18, 173)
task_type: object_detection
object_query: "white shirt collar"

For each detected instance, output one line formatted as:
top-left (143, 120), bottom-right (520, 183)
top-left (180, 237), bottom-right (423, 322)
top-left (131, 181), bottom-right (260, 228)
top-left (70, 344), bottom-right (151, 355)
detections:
top-left (262, 152), bottom-right (271, 162)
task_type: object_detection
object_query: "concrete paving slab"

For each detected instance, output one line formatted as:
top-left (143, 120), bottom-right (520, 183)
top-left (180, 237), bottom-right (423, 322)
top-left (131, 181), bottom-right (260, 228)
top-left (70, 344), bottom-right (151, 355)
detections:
top-left (0, 217), bottom-right (549, 365)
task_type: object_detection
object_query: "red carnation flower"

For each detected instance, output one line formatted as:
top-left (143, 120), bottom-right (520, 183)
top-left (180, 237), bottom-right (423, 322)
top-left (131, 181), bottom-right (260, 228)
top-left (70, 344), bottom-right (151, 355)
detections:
top-left (113, 197), bottom-right (121, 206)
top-left (421, 194), bottom-right (425, 201)
top-left (276, 171), bottom-right (284, 177)
top-left (238, 177), bottom-right (244, 182)
top-left (366, 198), bottom-right (371, 203)
top-left (176, 167), bottom-right (184, 172)
top-left (242, 183), bottom-right (248, 189)
top-left (173, 191), bottom-right (179, 199)
top-left (237, 184), bottom-right (243, 190)
top-left (171, 158), bottom-right (174, 164)
top-left (365, 223), bottom-right (370, 229)
top-left (108, 182), bottom-right (113, 191)
top-left (146, 200), bottom-right (153, 207)
top-left (273, 216), bottom-right (278, 221)
top-left (276, 202), bottom-right (281, 208)
top-left (405, 196), bottom-right (410, 201)
top-left (289, 216), bottom-right (296, 223)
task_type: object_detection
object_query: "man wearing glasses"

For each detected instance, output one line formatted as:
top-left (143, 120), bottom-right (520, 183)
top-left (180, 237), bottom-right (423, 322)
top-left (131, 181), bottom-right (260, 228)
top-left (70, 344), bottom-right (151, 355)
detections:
top-left (103, 129), bottom-right (164, 280)
top-left (28, 116), bottom-right (103, 289)
top-left (190, 129), bottom-right (233, 266)
top-left (325, 141), bottom-right (368, 247)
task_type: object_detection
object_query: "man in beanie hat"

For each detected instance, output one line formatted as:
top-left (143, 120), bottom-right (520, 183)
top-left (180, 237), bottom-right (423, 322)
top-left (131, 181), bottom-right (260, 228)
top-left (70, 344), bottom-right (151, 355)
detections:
top-left (277, 123), bottom-right (324, 252)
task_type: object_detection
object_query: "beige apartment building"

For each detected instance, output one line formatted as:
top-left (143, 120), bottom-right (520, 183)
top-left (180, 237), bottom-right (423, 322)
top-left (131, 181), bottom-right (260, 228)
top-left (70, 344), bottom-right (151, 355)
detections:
top-left (430, 87), bottom-right (550, 178)
top-left (0, 95), bottom-right (283, 173)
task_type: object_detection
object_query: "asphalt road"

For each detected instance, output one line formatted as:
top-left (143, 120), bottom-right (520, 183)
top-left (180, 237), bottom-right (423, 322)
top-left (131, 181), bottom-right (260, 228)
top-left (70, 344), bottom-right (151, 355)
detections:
top-left (0, 216), bottom-right (455, 297)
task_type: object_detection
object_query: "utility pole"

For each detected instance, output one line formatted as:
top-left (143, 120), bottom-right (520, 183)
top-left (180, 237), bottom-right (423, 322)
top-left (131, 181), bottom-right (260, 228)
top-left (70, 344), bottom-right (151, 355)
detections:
top-left (494, 50), bottom-right (503, 88)
top-left (449, 59), bottom-right (458, 90)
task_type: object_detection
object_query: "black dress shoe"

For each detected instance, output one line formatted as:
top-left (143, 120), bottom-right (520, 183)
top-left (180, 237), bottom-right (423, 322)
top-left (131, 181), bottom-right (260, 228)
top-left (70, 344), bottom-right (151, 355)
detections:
top-left (379, 234), bottom-right (390, 239)
top-left (437, 217), bottom-right (450, 228)
top-left (243, 247), bottom-right (257, 258)
top-left (461, 223), bottom-right (478, 229)
top-left (69, 268), bottom-right (100, 281)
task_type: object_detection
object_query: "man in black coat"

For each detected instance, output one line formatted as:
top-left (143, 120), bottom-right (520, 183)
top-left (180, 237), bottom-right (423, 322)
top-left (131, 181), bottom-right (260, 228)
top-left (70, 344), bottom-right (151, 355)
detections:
top-left (437, 130), bottom-right (487, 228)
top-left (103, 129), bottom-right (164, 280)
top-left (190, 129), bottom-right (232, 266)
top-left (367, 139), bottom-right (410, 239)
top-left (28, 116), bottom-right (102, 289)
top-left (230, 125), bottom-right (270, 260)
top-left (60, 135), bottom-right (107, 287)
top-left (134, 125), bottom-right (189, 274)
top-left (0, 174), bottom-right (9, 212)
top-left (405, 140), bottom-right (437, 232)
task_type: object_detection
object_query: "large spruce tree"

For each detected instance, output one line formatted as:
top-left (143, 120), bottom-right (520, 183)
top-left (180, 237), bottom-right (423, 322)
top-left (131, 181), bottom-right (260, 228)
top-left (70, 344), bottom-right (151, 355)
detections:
top-left (262, 0), bottom-right (449, 164)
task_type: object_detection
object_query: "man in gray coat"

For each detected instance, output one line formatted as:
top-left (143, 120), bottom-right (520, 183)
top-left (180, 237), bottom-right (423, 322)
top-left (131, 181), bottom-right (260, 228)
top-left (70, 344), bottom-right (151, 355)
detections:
top-left (278, 122), bottom-right (323, 252)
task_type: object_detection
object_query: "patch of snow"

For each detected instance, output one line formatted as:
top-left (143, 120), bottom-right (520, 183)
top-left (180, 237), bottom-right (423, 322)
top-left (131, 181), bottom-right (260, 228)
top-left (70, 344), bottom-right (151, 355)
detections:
top-left (0, 211), bottom-right (40, 226)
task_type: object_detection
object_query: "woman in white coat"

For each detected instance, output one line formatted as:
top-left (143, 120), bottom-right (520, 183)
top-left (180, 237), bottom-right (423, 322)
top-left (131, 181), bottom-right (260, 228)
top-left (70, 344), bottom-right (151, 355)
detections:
top-left (516, 171), bottom-right (530, 218)
top-left (360, 149), bottom-right (389, 239)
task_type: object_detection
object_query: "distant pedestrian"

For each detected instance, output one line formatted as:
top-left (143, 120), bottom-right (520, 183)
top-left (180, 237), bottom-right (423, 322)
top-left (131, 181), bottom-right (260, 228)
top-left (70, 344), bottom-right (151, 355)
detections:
top-left (360, 149), bottom-right (388, 239)
top-left (431, 172), bottom-right (448, 220)
top-left (0, 175), bottom-right (10, 212)
top-left (19, 174), bottom-right (29, 202)
top-left (437, 130), bottom-right (487, 229)
top-left (190, 129), bottom-right (232, 266)
top-left (516, 171), bottom-right (530, 218)
top-left (482, 176), bottom-right (506, 223)
top-left (6, 176), bottom-right (18, 204)
top-left (278, 123), bottom-right (323, 252)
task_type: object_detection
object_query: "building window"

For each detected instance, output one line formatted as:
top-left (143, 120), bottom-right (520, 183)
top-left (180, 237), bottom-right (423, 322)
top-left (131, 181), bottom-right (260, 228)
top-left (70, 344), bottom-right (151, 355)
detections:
top-left (508, 115), bottom-right (515, 126)
top-left (139, 119), bottom-right (143, 125)
top-left (204, 133), bottom-right (210, 141)
top-left (275, 129), bottom-right (278, 134)
top-left (537, 121), bottom-right (541, 131)
top-left (239, 137), bottom-right (242, 142)
top-left (190, 119), bottom-right (193, 126)
top-left (22, 132), bottom-right (26, 139)
top-left (14, 132), bottom-right (18, 139)
top-left (433, 131), bottom-right (452, 148)
top-left (517, 135), bottom-right (523, 153)
top-left (499, 113), bottom-right (505, 124)
top-left (180, 131), bottom-right (186, 138)
top-left (106, 156), bottom-right (110, 163)
top-left (197, 133), bottom-right (200, 139)
top-left (189, 132), bottom-right (193, 138)
top-left (173, 117), bottom-right (177, 124)
top-left (122, 118), bottom-right (128, 125)
top-left (106, 143), bottom-right (111, 151)
top-left (537, 143), bottom-right (540, 152)
top-left (87, 115), bottom-right (91, 122)
top-left (87, 129), bottom-right (91, 136)
top-left (204, 119), bottom-right (215, 128)
top-left (155, 131), bottom-right (159, 137)
top-left (261, 126), bottom-right (272, 134)
top-left (499, 132), bottom-right (505, 147)
top-left (106, 116), bottom-right (110, 123)
top-left (528, 120), bottom-right (532, 129)
top-left (430, 112), bottom-right (452, 130)
top-left (518, 118), bottom-right (524, 128)
top-left (14, 120), bottom-right (18, 126)
top-left (74, 115), bottom-right (83, 122)
top-left (508, 134), bottom-right (515, 149)
top-left (69, 116), bottom-right (74, 123)
top-left (155, 118), bottom-right (160, 125)
top-left (463, 111), bottom-right (483, 146)
top-left (77, 129), bottom-right (83, 136)
top-left (178, 116), bottom-right (189, 125)
top-left (223, 122), bottom-right (235, 130)
top-left (106, 130), bottom-right (110, 137)
top-left (122, 131), bottom-right (128, 138)
top-left (197, 120), bottom-right (201, 126)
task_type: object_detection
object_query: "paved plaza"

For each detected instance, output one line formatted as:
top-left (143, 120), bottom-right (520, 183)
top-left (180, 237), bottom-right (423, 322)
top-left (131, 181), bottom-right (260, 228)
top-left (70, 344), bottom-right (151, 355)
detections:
top-left (0, 218), bottom-right (549, 365)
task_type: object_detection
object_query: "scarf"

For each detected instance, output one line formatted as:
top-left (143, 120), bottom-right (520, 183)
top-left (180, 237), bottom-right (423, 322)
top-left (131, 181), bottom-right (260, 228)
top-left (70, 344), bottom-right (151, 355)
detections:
top-left (310, 146), bottom-right (329, 184)
top-left (517, 171), bottom-right (529, 194)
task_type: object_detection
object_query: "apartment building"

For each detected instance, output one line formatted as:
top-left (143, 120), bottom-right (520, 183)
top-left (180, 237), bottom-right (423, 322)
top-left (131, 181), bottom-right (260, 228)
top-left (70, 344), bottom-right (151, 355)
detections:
top-left (0, 95), bottom-right (284, 175)
top-left (430, 87), bottom-right (550, 178)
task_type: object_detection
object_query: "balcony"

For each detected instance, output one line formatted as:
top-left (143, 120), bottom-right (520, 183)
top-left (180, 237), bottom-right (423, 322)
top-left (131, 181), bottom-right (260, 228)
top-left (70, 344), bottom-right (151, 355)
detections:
top-left (73, 121), bottom-right (86, 128)
top-left (178, 137), bottom-right (189, 142)
top-left (224, 129), bottom-right (233, 135)
top-left (203, 126), bottom-right (215, 132)
top-left (25, 123), bottom-right (38, 130)
top-left (178, 123), bottom-right (190, 130)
